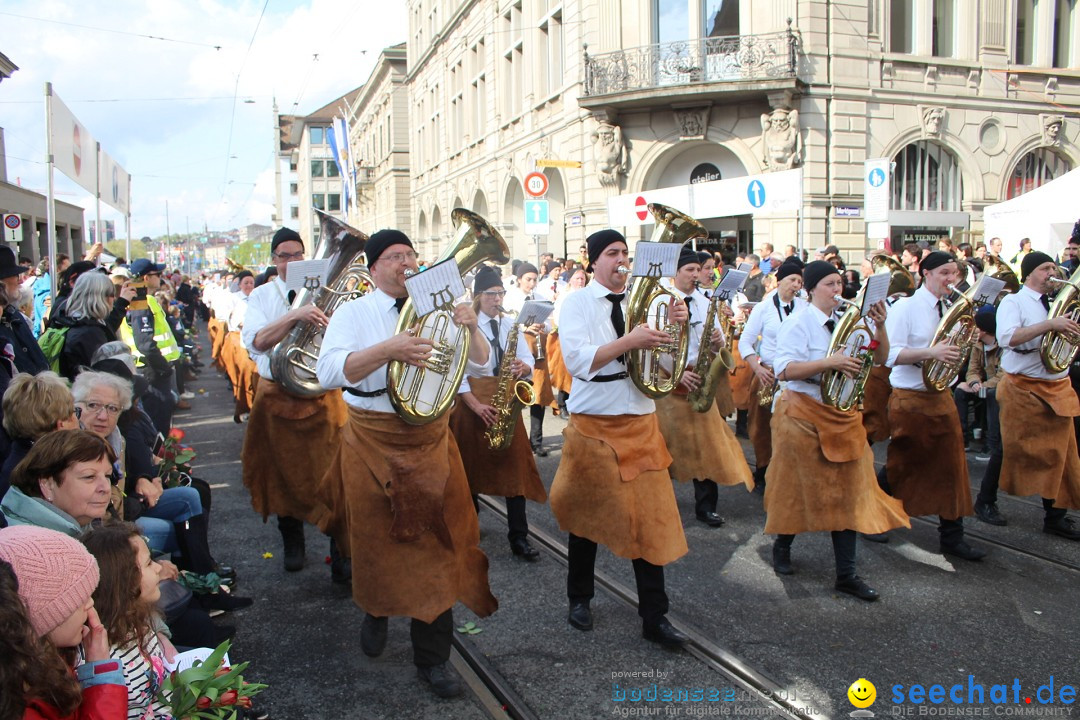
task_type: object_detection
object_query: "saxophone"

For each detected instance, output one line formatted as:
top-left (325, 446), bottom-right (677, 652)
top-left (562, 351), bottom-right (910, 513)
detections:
top-left (687, 293), bottom-right (734, 413)
top-left (484, 311), bottom-right (537, 450)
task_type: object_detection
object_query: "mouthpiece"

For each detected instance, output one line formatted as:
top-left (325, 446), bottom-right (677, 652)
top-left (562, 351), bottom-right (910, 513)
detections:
top-left (404, 269), bottom-right (416, 278)
top-left (616, 266), bottom-right (631, 275)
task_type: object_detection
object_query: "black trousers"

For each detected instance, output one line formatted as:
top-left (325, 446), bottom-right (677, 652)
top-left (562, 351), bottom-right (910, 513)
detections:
top-left (938, 516), bottom-right (966, 546)
top-left (692, 479), bottom-right (717, 516)
top-left (530, 404), bottom-right (545, 448)
top-left (776, 530), bottom-right (857, 579)
top-left (506, 495), bottom-right (528, 543)
top-left (411, 608), bottom-right (454, 667)
top-left (975, 390), bottom-right (1003, 506)
top-left (566, 533), bottom-right (668, 624)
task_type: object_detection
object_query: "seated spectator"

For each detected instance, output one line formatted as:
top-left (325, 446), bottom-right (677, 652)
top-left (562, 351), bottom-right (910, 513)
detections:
top-left (0, 526), bottom-right (126, 720)
top-left (1, 372), bottom-right (81, 498)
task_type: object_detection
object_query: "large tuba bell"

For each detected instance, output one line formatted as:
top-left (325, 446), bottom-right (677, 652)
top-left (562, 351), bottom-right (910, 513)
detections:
top-left (625, 203), bottom-right (702, 399)
top-left (821, 256), bottom-right (914, 410)
top-left (387, 209), bottom-right (510, 425)
top-left (1040, 265), bottom-right (1080, 373)
top-left (269, 210), bottom-right (372, 397)
top-left (921, 255), bottom-right (1018, 392)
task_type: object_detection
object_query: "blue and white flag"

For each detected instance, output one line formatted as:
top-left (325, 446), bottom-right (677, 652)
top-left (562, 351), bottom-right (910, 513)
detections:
top-left (327, 117), bottom-right (351, 219)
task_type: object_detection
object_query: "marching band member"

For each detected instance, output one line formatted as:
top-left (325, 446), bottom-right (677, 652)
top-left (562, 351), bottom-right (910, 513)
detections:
top-left (450, 266), bottom-right (548, 561)
top-left (656, 247), bottom-right (753, 528)
top-left (551, 229), bottom-right (689, 646)
top-left (994, 252), bottom-right (1080, 539)
top-left (697, 253), bottom-right (737, 420)
top-left (505, 262), bottom-right (554, 455)
top-left (766, 261), bottom-right (909, 600)
top-left (241, 228), bottom-right (347, 574)
top-left (547, 268), bottom-right (587, 416)
top-left (858, 256), bottom-right (895, 446)
top-left (884, 251), bottom-right (986, 561)
top-left (739, 257), bottom-right (806, 494)
top-left (315, 229), bottom-right (496, 699)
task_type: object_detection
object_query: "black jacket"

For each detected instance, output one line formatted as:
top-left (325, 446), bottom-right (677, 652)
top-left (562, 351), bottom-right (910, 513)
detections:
top-left (0, 305), bottom-right (48, 375)
top-left (51, 314), bottom-right (117, 382)
top-left (119, 406), bottom-right (160, 495)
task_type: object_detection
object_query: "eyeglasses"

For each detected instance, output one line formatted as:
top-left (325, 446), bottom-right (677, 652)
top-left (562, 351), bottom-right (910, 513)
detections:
top-left (79, 401), bottom-right (122, 417)
top-left (381, 251), bottom-right (418, 264)
top-left (481, 289), bottom-right (507, 297)
top-left (274, 251), bottom-right (305, 261)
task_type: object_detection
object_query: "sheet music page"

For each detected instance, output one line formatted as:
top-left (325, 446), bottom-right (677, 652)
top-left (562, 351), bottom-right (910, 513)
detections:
top-left (405, 258), bottom-right (466, 316)
top-left (737, 262), bottom-right (754, 273)
top-left (632, 242), bottom-right (681, 278)
top-left (165, 647), bottom-right (232, 673)
top-left (969, 276), bottom-right (1007, 307)
top-left (284, 259), bottom-right (330, 295)
top-left (517, 300), bottom-right (554, 326)
top-left (860, 272), bottom-right (891, 315)
top-left (714, 270), bottom-right (748, 301)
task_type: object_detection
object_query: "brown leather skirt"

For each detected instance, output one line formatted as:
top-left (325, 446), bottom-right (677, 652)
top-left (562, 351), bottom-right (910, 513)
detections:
top-left (655, 393), bottom-right (753, 489)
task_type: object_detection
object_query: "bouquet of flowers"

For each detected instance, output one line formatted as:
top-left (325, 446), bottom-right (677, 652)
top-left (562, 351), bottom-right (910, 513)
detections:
top-left (159, 641), bottom-right (267, 720)
top-left (159, 427), bottom-right (196, 489)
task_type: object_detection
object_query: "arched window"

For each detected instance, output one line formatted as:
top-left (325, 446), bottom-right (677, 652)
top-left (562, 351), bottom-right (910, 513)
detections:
top-left (1006, 148), bottom-right (1072, 199)
top-left (891, 141), bottom-right (963, 212)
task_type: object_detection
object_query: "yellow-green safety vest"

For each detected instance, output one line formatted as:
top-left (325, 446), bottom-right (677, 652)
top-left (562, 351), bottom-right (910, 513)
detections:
top-left (120, 295), bottom-right (181, 366)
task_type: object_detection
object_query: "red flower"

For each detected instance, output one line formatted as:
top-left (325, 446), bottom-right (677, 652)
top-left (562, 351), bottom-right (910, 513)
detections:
top-left (168, 428), bottom-right (186, 441)
top-left (214, 666), bottom-right (232, 678)
top-left (196, 697), bottom-right (212, 710)
top-left (219, 690), bottom-right (238, 706)
top-left (238, 697), bottom-right (253, 709)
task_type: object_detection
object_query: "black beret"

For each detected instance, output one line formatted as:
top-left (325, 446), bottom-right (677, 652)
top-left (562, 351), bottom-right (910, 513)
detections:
top-left (236, 270), bottom-right (254, 281)
top-left (696, 251), bottom-right (712, 265)
top-left (1020, 251), bottom-right (1055, 282)
top-left (271, 227), bottom-right (304, 253)
top-left (974, 307), bottom-right (997, 335)
top-left (515, 262), bottom-right (539, 278)
top-left (775, 258), bottom-right (805, 282)
top-left (586, 229), bottom-right (626, 265)
top-left (919, 251), bottom-right (956, 275)
top-left (366, 229), bottom-right (413, 266)
top-left (802, 260), bottom-right (841, 291)
top-left (473, 265), bottom-right (502, 294)
top-left (677, 246), bottom-right (700, 270)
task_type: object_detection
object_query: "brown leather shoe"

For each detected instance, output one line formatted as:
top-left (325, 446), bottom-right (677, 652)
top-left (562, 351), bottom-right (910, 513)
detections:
top-left (176, 399), bottom-right (192, 410)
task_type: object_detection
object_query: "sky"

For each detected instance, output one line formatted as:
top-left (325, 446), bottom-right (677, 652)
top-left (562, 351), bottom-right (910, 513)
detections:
top-left (0, 0), bottom-right (407, 239)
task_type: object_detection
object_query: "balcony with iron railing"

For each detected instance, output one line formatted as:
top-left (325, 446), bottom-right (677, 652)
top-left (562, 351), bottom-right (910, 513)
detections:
top-left (581, 23), bottom-right (801, 111)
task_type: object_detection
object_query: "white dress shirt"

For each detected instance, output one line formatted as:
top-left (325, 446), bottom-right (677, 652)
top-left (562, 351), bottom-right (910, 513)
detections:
top-left (774, 303), bottom-right (834, 402)
top-left (227, 293), bottom-right (250, 332)
top-left (997, 285), bottom-right (1066, 380)
top-left (885, 285), bottom-right (946, 391)
top-left (559, 279), bottom-right (654, 416)
top-left (459, 311), bottom-right (534, 394)
top-left (242, 277), bottom-right (292, 380)
top-left (676, 287), bottom-right (721, 367)
top-left (738, 288), bottom-right (807, 366)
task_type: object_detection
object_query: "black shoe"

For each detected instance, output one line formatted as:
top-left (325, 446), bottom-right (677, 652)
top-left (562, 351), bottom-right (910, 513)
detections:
top-left (696, 511), bottom-right (725, 527)
top-left (974, 501), bottom-right (1008, 526)
top-left (1043, 517), bottom-right (1080, 541)
top-left (360, 614), bottom-right (388, 658)
top-left (835, 576), bottom-right (879, 602)
top-left (941, 540), bottom-right (987, 561)
top-left (417, 662), bottom-right (463, 699)
top-left (642, 617), bottom-right (688, 647)
top-left (772, 542), bottom-right (793, 575)
top-left (859, 532), bottom-right (890, 543)
top-left (198, 592), bottom-right (254, 612)
top-left (568, 602), bottom-right (593, 631)
top-left (510, 538), bottom-right (540, 561)
top-left (532, 444), bottom-right (549, 457)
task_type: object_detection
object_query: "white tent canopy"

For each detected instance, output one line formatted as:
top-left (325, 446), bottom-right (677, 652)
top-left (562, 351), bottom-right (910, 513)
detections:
top-left (983, 167), bottom-right (1080, 257)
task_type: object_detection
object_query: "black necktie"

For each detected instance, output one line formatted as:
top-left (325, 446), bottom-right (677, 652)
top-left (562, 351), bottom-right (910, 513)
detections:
top-left (394, 296), bottom-right (407, 313)
top-left (607, 293), bottom-right (627, 364)
top-left (784, 302), bottom-right (794, 315)
top-left (287, 290), bottom-right (296, 305)
top-left (684, 295), bottom-right (694, 323)
top-left (525, 294), bottom-right (533, 302)
top-left (1041, 294), bottom-right (1051, 311)
top-left (489, 318), bottom-right (503, 373)
top-left (937, 300), bottom-right (944, 319)
top-left (825, 319), bottom-right (836, 334)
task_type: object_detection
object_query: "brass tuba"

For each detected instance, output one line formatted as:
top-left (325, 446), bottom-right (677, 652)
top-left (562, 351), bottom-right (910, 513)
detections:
top-left (625, 203), bottom-right (702, 399)
top-left (484, 309), bottom-right (537, 450)
top-left (269, 210), bottom-right (372, 397)
top-left (225, 257), bottom-right (248, 273)
top-left (1040, 265), bottom-right (1080, 373)
top-left (922, 256), bottom-right (1018, 392)
top-left (821, 255), bottom-right (914, 410)
top-left (387, 209), bottom-right (510, 425)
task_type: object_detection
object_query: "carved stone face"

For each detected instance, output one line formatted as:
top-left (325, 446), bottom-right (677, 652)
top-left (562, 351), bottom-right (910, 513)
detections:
top-left (924, 109), bottom-right (942, 134)
top-left (1046, 121), bottom-right (1062, 141)
top-left (598, 127), bottom-right (615, 144)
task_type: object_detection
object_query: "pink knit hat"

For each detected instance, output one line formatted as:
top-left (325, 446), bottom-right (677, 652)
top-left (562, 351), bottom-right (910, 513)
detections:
top-left (0, 526), bottom-right (99, 637)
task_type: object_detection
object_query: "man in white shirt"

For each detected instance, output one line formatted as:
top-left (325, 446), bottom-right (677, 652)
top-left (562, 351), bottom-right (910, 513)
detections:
top-left (739, 258), bottom-right (805, 493)
top-left (655, 247), bottom-right (753, 528)
top-left (240, 228), bottom-right (347, 576)
top-left (504, 261), bottom-right (553, 455)
top-left (994, 252), bottom-right (1080, 540)
top-left (314, 228), bottom-right (496, 699)
top-left (549, 229), bottom-right (690, 646)
top-left (884, 251), bottom-right (986, 561)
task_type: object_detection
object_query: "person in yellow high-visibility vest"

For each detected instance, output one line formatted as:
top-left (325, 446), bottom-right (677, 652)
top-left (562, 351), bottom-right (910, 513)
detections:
top-left (120, 259), bottom-right (182, 434)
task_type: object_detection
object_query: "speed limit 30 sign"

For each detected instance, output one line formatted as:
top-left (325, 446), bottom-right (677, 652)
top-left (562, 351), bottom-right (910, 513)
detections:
top-left (523, 171), bottom-right (548, 198)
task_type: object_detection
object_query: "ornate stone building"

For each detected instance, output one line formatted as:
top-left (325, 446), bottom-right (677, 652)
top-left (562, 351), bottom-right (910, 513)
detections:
top-left (344, 1), bottom-right (1079, 263)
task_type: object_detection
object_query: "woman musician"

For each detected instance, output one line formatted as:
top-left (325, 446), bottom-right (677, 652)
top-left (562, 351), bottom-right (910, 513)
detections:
top-left (765, 261), bottom-right (910, 601)
top-left (449, 266), bottom-right (549, 561)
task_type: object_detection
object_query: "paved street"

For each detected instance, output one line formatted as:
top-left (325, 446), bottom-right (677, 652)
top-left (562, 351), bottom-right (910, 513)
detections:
top-left (184, 326), bottom-right (1079, 720)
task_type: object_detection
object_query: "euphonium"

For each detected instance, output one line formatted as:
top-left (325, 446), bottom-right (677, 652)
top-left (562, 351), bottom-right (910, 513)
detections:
top-left (269, 209), bottom-right (371, 397)
top-left (626, 203), bottom-right (703, 399)
top-left (687, 288), bottom-right (735, 413)
top-left (1040, 265), bottom-right (1080, 373)
top-left (387, 209), bottom-right (510, 425)
top-left (225, 257), bottom-right (248, 273)
top-left (485, 309), bottom-right (537, 450)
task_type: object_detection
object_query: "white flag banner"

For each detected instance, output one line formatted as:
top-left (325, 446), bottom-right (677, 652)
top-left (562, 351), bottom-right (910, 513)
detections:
top-left (98, 148), bottom-right (131, 215)
top-left (48, 88), bottom-right (98, 196)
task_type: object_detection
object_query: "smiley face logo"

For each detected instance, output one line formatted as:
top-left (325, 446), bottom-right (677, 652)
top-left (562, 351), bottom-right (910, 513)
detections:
top-left (848, 678), bottom-right (876, 708)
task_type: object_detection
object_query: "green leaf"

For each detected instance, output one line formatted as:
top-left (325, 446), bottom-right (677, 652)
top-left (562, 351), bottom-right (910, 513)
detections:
top-left (467, 627), bottom-right (483, 634)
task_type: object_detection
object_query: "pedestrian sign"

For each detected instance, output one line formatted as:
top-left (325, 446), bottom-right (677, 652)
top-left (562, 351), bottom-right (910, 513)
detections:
top-left (524, 199), bottom-right (549, 235)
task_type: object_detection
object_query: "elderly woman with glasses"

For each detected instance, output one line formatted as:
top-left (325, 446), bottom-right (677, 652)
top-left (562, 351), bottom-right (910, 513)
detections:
top-left (50, 271), bottom-right (127, 383)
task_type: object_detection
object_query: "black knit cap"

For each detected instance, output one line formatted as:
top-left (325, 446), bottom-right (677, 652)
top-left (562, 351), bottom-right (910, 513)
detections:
top-left (696, 251), bottom-right (712, 265)
top-left (473, 265), bottom-right (502, 294)
top-left (1020, 251), bottom-right (1055, 282)
top-left (515, 262), bottom-right (539, 278)
top-left (974, 306), bottom-right (997, 335)
top-left (775, 258), bottom-right (805, 282)
top-left (270, 227), bottom-right (304, 254)
top-left (802, 260), bottom-right (840, 291)
top-left (366, 229), bottom-right (413, 266)
top-left (677, 246), bottom-right (700, 269)
top-left (919, 250), bottom-right (956, 276)
top-left (586, 229), bottom-right (626, 265)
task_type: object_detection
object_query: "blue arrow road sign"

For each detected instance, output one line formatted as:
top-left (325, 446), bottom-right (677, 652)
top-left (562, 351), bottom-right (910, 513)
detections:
top-left (524, 199), bottom-right (550, 235)
top-left (747, 180), bottom-right (766, 208)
